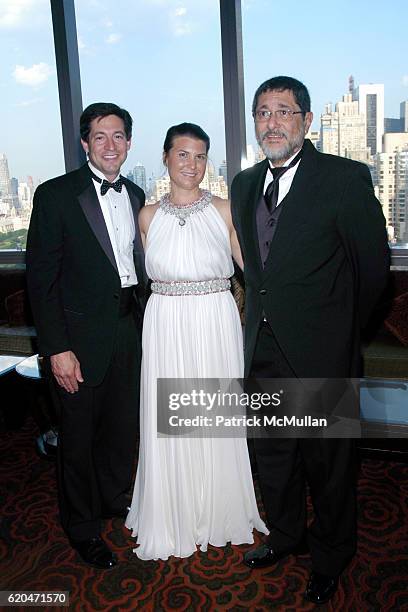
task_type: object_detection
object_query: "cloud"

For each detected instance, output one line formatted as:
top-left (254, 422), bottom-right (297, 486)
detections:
top-left (0, 0), bottom-right (45, 28)
top-left (16, 97), bottom-right (43, 107)
top-left (402, 75), bottom-right (408, 87)
top-left (140, 1), bottom-right (214, 38)
top-left (173, 22), bottom-right (192, 36)
top-left (170, 6), bottom-right (192, 37)
top-left (105, 32), bottom-right (122, 44)
top-left (13, 63), bottom-right (53, 87)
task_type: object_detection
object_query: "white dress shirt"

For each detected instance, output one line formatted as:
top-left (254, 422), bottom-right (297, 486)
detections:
top-left (89, 161), bottom-right (138, 288)
top-left (263, 148), bottom-right (302, 207)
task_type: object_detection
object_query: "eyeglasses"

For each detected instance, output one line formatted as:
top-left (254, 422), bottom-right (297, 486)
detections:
top-left (253, 109), bottom-right (305, 123)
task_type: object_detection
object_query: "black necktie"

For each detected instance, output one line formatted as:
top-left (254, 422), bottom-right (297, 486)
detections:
top-left (264, 149), bottom-right (303, 213)
top-left (90, 170), bottom-right (123, 196)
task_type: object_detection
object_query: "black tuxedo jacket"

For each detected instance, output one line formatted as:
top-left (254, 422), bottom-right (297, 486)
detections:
top-left (26, 164), bottom-right (146, 386)
top-left (231, 140), bottom-right (389, 378)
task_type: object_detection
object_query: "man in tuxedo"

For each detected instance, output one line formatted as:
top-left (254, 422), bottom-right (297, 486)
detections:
top-left (27, 102), bottom-right (145, 569)
top-left (231, 77), bottom-right (389, 604)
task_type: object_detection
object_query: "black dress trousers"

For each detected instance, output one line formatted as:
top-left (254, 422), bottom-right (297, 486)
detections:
top-left (250, 321), bottom-right (357, 577)
top-left (50, 298), bottom-right (142, 542)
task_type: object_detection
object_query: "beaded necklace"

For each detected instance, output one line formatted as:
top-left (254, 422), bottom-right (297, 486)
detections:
top-left (159, 189), bottom-right (211, 226)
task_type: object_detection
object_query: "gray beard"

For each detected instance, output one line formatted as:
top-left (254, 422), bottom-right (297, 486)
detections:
top-left (257, 128), bottom-right (305, 163)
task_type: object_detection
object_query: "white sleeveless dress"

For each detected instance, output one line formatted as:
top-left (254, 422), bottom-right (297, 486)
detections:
top-left (126, 191), bottom-right (268, 560)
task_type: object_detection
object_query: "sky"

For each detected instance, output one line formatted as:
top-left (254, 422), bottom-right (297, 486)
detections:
top-left (1, 0), bottom-right (408, 185)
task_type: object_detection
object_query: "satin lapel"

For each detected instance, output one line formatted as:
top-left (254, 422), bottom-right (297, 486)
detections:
top-left (242, 160), bottom-right (268, 278)
top-left (262, 140), bottom-right (320, 280)
top-left (78, 181), bottom-right (118, 274)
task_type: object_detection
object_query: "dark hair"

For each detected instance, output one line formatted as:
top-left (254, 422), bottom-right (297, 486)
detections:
top-left (252, 76), bottom-right (311, 116)
top-left (163, 122), bottom-right (210, 155)
top-left (80, 102), bottom-right (133, 142)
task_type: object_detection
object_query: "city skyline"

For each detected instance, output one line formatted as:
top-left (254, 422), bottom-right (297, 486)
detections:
top-left (2, 74), bottom-right (408, 186)
top-left (1, 0), bottom-right (408, 183)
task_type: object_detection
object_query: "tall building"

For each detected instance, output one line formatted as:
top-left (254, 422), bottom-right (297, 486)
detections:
top-left (134, 163), bottom-right (147, 193)
top-left (376, 152), bottom-right (395, 235)
top-left (320, 96), bottom-right (370, 162)
top-left (10, 177), bottom-right (18, 196)
top-left (383, 132), bottom-right (408, 154)
top-left (353, 83), bottom-right (384, 155)
top-left (320, 103), bottom-right (339, 155)
top-left (207, 159), bottom-right (216, 184)
top-left (199, 160), bottom-right (217, 191)
top-left (337, 94), bottom-right (369, 161)
top-left (147, 175), bottom-right (155, 199)
top-left (396, 150), bottom-right (408, 241)
top-left (0, 153), bottom-right (11, 197)
top-left (219, 160), bottom-right (227, 184)
top-left (307, 129), bottom-right (321, 151)
top-left (384, 118), bottom-right (403, 133)
top-left (375, 147), bottom-right (408, 242)
top-left (379, 129), bottom-right (408, 241)
top-left (202, 160), bottom-right (228, 198)
top-left (0, 154), bottom-right (20, 212)
top-left (209, 176), bottom-right (228, 200)
top-left (18, 182), bottom-right (32, 211)
top-left (401, 100), bottom-right (408, 132)
top-left (155, 175), bottom-right (170, 200)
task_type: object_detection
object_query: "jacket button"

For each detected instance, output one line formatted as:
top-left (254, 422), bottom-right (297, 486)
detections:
top-left (113, 293), bottom-right (119, 299)
top-left (259, 289), bottom-right (266, 295)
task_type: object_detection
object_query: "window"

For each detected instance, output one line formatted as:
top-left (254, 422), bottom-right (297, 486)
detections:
top-left (241, 0), bottom-right (408, 245)
top-left (0, 2), bottom-right (64, 251)
top-left (75, 0), bottom-right (228, 200)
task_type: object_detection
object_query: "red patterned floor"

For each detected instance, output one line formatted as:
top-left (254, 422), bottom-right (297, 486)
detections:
top-left (1, 419), bottom-right (407, 611)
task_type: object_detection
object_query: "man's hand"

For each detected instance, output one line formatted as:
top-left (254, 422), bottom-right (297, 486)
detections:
top-left (50, 350), bottom-right (84, 393)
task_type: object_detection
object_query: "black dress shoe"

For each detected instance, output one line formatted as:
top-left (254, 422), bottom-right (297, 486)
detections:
top-left (304, 572), bottom-right (338, 604)
top-left (244, 544), bottom-right (283, 569)
top-left (71, 536), bottom-right (117, 569)
top-left (244, 539), bottom-right (309, 569)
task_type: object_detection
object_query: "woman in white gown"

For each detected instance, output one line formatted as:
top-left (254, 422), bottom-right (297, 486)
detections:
top-left (126, 123), bottom-right (268, 560)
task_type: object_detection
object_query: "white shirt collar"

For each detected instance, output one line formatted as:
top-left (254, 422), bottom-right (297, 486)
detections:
top-left (88, 160), bottom-right (120, 183)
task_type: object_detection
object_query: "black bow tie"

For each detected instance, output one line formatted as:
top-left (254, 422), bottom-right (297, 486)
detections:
top-left (90, 170), bottom-right (123, 195)
top-left (101, 177), bottom-right (123, 196)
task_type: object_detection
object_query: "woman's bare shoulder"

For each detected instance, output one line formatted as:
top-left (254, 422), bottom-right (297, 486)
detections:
top-left (140, 201), bottom-right (159, 214)
top-left (211, 195), bottom-right (230, 212)
top-left (139, 202), bottom-right (159, 219)
top-left (139, 202), bottom-right (160, 232)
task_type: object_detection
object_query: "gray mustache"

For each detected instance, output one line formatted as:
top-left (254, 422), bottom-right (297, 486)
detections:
top-left (262, 130), bottom-right (286, 139)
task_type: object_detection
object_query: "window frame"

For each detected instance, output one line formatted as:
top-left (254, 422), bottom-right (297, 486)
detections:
top-left (0, 0), bottom-right (403, 265)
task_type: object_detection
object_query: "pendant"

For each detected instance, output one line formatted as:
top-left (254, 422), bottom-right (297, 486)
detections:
top-left (179, 218), bottom-right (186, 226)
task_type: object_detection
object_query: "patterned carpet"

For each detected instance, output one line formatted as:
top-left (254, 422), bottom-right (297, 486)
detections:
top-left (1, 418), bottom-right (407, 611)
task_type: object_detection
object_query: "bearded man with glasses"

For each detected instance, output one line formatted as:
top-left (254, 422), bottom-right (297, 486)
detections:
top-left (231, 76), bottom-right (389, 605)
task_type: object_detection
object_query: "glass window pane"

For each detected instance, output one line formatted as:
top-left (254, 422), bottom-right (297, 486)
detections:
top-left (0, 2), bottom-right (64, 251)
top-left (75, 0), bottom-right (228, 199)
top-left (242, 0), bottom-right (408, 245)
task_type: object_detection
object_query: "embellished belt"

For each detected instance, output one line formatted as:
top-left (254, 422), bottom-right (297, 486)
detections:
top-left (151, 278), bottom-right (231, 296)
